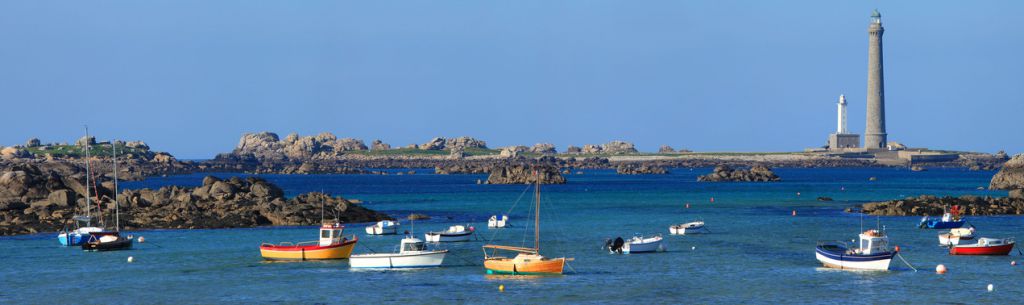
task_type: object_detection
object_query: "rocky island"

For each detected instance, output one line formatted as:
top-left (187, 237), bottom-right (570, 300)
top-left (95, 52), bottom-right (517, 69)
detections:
top-left (486, 164), bottom-right (566, 184)
top-left (697, 165), bottom-right (780, 182)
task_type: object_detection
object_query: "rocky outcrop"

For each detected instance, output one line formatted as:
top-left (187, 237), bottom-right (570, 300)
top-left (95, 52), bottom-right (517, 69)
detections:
top-left (435, 163), bottom-right (490, 174)
top-left (857, 195), bottom-right (1024, 216)
top-left (233, 132), bottom-right (368, 161)
top-left (658, 145), bottom-right (674, 153)
top-left (486, 165), bottom-right (566, 184)
top-left (566, 146), bottom-right (582, 154)
top-left (616, 164), bottom-right (668, 175)
top-left (582, 144), bottom-right (602, 154)
top-left (1, 147), bottom-right (30, 159)
top-left (500, 146), bottom-right (528, 158)
top-left (531, 143), bottom-right (556, 155)
top-left (371, 139), bottom-right (390, 151)
top-left (26, 138), bottom-right (41, 147)
top-left (0, 164), bottom-right (388, 235)
top-left (990, 154), bottom-right (1024, 192)
top-left (602, 141), bottom-right (638, 154)
top-left (420, 137), bottom-right (487, 151)
top-left (697, 165), bottom-right (780, 182)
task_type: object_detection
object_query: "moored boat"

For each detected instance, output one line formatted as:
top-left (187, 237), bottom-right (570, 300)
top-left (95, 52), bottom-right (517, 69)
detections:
top-left (365, 220), bottom-right (400, 235)
top-left (815, 229), bottom-right (895, 271)
top-left (488, 215), bottom-right (509, 228)
top-left (58, 216), bottom-right (104, 246)
top-left (82, 231), bottom-right (133, 251)
top-left (260, 223), bottom-right (358, 260)
top-left (608, 234), bottom-right (665, 254)
top-left (425, 225), bottom-right (474, 242)
top-left (349, 236), bottom-right (447, 268)
top-left (938, 227), bottom-right (976, 246)
top-left (919, 206), bottom-right (966, 229)
top-left (669, 220), bottom-right (707, 235)
top-left (949, 237), bottom-right (1015, 256)
top-left (483, 169), bottom-right (571, 275)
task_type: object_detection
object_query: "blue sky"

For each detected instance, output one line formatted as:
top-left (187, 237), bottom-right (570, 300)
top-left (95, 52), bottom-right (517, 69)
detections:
top-left (1, 1), bottom-right (1021, 158)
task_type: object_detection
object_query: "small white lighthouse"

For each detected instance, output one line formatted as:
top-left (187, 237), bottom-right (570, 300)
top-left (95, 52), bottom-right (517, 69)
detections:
top-left (837, 94), bottom-right (848, 134)
top-left (827, 94), bottom-right (860, 151)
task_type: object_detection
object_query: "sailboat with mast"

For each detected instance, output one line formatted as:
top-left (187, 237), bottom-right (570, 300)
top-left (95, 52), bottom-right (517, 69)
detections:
top-left (57, 127), bottom-right (104, 246)
top-left (482, 169), bottom-right (571, 275)
top-left (82, 141), bottom-right (133, 251)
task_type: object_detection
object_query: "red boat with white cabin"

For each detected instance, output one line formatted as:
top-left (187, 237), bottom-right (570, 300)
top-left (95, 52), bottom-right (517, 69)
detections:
top-left (949, 237), bottom-right (1015, 256)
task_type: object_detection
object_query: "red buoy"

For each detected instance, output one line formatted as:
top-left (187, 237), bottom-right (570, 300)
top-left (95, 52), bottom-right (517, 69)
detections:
top-left (894, 245), bottom-right (900, 252)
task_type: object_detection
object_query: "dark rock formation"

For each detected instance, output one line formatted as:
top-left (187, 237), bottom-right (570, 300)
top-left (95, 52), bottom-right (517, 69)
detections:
top-left (435, 163), bottom-right (489, 174)
top-left (486, 165), bottom-right (566, 184)
top-left (616, 164), bottom-right (668, 175)
top-left (371, 139), bottom-right (390, 151)
top-left (0, 165), bottom-right (387, 235)
top-left (857, 195), bottom-right (1024, 216)
top-left (697, 165), bottom-right (780, 182)
top-left (566, 146), bottom-right (582, 154)
top-left (658, 145), bottom-right (675, 153)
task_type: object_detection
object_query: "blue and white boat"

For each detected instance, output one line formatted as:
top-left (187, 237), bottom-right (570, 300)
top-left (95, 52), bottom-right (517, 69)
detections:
top-left (815, 229), bottom-right (895, 271)
top-left (58, 127), bottom-right (105, 246)
top-left (58, 216), bottom-right (104, 246)
top-left (919, 209), bottom-right (966, 229)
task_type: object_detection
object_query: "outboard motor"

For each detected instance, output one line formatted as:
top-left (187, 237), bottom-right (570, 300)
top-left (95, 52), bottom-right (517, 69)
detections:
top-left (610, 237), bottom-right (625, 254)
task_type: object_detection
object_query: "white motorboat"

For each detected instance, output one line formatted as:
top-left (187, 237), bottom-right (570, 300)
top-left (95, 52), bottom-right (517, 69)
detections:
top-left (669, 220), bottom-right (707, 235)
top-left (938, 227), bottom-right (976, 246)
top-left (425, 225), bottom-right (474, 242)
top-left (488, 215), bottom-right (509, 228)
top-left (608, 235), bottom-right (665, 254)
top-left (349, 236), bottom-right (447, 268)
top-left (365, 220), bottom-right (400, 235)
top-left (815, 229), bottom-right (895, 271)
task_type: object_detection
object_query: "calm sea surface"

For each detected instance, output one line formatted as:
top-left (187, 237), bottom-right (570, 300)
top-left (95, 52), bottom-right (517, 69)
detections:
top-left (2, 168), bottom-right (1021, 304)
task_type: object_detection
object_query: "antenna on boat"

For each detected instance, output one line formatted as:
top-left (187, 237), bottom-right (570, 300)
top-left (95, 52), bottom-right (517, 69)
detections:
top-left (320, 188), bottom-right (325, 224)
top-left (860, 212), bottom-right (864, 233)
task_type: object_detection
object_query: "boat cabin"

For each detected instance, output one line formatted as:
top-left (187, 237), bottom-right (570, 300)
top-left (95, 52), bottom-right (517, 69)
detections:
top-left (856, 230), bottom-right (889, 255)
top-left (400, 237), bottom-right (426, 253)
top-left (319, 224), bottom-right (345, 246)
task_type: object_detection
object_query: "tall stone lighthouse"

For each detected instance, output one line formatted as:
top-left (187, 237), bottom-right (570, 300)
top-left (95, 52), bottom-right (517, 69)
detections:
top-left (864, 9), bottom-right (887, 150)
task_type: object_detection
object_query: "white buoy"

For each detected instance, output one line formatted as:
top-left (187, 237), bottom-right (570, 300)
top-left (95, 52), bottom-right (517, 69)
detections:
top-left (936, 264), bottom-right (947, 274)
top-left (127, 256), bottom-right (134, 263)
top-left (987, 284), bottom-right (994, 292)
top-left (138, 236), bottom-right (145, 243)
top-left (691, 246), bottom-right (696, 251)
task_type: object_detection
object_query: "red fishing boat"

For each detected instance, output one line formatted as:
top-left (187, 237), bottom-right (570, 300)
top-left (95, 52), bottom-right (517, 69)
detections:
top-left (949, 237), bottom-right (1015, 256)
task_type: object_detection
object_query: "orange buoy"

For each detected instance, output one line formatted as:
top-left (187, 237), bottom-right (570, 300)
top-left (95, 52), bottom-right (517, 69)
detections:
top-left (936, 264), bottom-right (948, 274)
top-left (499, 285), bottom-right (504, 292)
top-left (894, 245), bottom-right (900, 252)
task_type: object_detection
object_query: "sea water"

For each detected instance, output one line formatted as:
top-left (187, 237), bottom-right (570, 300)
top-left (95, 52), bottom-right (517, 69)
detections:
top-left (2, 168), bottom-right (1021, 304)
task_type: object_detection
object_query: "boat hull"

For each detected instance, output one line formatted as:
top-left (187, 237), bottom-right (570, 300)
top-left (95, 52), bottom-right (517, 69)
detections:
top-left (349, 250), bottom-right (447, 268)
top-left (920, 220), bottom-right (966, 229)
top-left (82, 238), bottom-right (133, 252)
top-left (621, 237), bottom-right (665, 254)
top-left (365, 226), bottom-right (397, 235)
top-left (815, 246), bottom-right (893, 271)
top-left (424, 231), bottom-right (472, 242)
top-left (260, 239), bottom-right (357, 260)
top-left (669, 223), bottom-right (707, 235)
top-left (484, 257), bottom-right (565, 275)
top-left (57, 233), bottom-right (88, 246)
top-left (938, 234), bottom-right (974, 246)
top-left (949, 242), bottom-right (1015, 256)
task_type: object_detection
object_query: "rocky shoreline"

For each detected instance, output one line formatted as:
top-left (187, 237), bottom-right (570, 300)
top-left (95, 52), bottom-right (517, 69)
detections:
top-left (0, 163), bottom-right (388, 235)
top-left (486, 165), bottom-right (566, 184)
top-left (853, 154), bottom-right (1024, 216)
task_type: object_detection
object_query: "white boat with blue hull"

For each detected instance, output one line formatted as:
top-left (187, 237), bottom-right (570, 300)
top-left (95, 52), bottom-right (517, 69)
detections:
top-left (815, 229), bottom-right (895, 271)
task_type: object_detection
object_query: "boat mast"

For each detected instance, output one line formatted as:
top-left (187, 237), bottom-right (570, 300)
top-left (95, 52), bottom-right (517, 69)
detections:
top-left (112, 141), bottom-right (119, 231)
top-left (84, 126), bottom-right (92, 224)
top-left (534, 168), bottom-right (540, 251)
